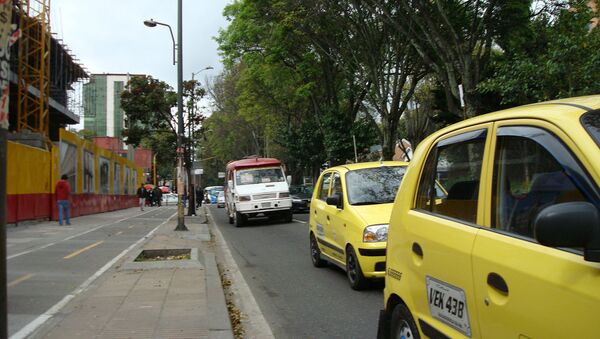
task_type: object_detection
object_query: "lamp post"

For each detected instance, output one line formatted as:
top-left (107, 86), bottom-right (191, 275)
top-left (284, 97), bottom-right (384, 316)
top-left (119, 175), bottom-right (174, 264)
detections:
top-left (187, 66), bottom-right (213, 216)
top-left (144, 0), bottom-right (187, 231)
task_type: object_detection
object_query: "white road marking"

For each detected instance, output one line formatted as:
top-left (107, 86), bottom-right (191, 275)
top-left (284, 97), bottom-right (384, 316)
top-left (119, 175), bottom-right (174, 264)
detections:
top-left (293, 219), bottom-right (307, 224)
top-left (9, 211), bottom-right (177, 339)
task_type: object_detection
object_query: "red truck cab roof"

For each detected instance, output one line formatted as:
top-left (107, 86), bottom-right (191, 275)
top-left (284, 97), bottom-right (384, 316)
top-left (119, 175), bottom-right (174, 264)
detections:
top-left (226, 158), bottom-right (282, 172)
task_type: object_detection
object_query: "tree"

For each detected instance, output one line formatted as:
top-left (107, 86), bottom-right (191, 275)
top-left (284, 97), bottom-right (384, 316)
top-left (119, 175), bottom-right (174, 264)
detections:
top-left (364, 0), bottom-right (532, 118)
top-left (480, 1), bottom-right (600, 105)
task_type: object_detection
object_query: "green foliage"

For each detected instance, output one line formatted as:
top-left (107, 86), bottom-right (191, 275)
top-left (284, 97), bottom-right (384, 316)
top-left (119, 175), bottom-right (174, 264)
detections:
top-left (480, 2), bottom-right (600, 105)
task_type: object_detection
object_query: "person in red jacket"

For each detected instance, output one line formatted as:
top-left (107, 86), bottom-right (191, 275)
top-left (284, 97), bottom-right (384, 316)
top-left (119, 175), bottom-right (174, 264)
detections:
top-left (55, 174), bottom-right (71, 225)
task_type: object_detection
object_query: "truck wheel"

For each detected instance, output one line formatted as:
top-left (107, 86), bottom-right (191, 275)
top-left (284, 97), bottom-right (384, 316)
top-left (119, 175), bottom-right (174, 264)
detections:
top-left (285, 210), bottom-right (293, 223)
top-left (235, 212), bottom-right (245, 227)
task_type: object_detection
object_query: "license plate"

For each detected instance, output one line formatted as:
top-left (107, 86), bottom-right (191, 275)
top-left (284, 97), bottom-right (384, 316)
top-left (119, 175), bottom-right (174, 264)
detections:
top-left (426, 276), bottom-right (471, 337)
top-left (261, 202), bottom-right (271, 208)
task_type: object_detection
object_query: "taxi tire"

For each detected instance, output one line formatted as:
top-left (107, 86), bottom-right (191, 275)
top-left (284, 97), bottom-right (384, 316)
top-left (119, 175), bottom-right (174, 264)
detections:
top-left (310, 233), bottom-right (327, 267)
top-left (390, 303), bottom-right (420, 339)
top-left (346, 246), bottom-right (368, 290)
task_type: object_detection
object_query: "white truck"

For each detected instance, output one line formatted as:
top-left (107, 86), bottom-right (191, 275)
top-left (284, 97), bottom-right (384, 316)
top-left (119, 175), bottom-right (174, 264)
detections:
top-left (225, 157), bottom-right (293, 227)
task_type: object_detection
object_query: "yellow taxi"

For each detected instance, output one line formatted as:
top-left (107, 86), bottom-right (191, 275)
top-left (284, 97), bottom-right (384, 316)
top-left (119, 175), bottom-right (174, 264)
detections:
top-left (378, 96), bottom-right (600, 338)
top-left (309, 161), bottom-right (408, 290)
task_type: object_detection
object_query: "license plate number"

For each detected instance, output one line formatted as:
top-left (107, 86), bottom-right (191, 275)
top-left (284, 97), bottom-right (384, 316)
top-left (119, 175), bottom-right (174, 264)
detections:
top-left (261, 202), bottom-right (271, 208)
top-left (426, 276), bottom-right (471, 337)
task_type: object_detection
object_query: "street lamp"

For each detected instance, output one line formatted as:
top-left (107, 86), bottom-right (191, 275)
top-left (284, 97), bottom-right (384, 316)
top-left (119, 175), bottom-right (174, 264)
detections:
top-left (187, 66), bottom-right (213, 216)
top-left (143, 19), bottom-right (176, 65)
top-left (144, 0), bottom-right (187, 231)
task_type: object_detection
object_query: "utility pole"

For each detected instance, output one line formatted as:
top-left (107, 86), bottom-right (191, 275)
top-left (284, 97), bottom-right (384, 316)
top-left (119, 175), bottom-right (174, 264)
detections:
top-left (0, 2), bottom-right (13, 337)
top-left (174, 0), bottom-right (187, 230)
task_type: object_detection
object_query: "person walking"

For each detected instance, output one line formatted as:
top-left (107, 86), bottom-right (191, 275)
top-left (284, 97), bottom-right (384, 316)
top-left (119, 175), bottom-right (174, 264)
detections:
top-left (154, 186), bottom-right (163, 207)
top-left (196, 187), bottom-right (204, 208)
top-left (137, 184), bottom-right (147, 211)
top-left (55, 174), bottom-right (71, 225)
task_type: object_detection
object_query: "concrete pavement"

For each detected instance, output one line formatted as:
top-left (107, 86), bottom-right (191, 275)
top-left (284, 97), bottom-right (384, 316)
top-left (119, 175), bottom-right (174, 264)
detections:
top-left (9, 206), bottom-right (234, 339)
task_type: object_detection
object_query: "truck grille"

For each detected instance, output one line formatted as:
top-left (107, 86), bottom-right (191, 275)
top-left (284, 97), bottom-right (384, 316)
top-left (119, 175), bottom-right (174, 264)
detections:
top-left (253, 193), bottom-right (277, 200)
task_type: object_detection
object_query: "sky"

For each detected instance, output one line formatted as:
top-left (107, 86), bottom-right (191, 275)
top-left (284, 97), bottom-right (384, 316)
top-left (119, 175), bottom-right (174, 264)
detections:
top-left (51, 0), bottom-right (232, 102)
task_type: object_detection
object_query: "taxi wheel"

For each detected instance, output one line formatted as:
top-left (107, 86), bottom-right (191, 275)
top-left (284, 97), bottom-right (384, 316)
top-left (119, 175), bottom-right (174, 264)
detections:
top-left (390, 303), bottom-right (420, 339)
top-left (310, 233), bottom-right (327, 267)
top-left (346, 246), bottom-right (368, 290)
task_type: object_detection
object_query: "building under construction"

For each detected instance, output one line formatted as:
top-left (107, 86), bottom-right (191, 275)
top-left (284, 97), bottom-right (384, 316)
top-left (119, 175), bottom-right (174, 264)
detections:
top-left (6, 0), bottom-right (143, 224)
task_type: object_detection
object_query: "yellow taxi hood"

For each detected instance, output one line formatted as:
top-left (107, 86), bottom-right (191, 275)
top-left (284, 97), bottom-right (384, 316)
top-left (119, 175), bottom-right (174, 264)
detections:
top-left (351, 203), bottom-right (395, 226)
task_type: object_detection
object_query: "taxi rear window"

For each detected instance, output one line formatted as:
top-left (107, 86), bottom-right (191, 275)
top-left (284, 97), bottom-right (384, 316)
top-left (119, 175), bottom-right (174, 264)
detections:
top-left (581, 110), bottom-right (600, 147)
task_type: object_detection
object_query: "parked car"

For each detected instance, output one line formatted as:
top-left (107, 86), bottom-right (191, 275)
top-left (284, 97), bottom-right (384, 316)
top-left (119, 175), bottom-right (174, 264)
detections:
top-left (290, 184), bottom-right (313, 213)
top-left (378, 95), bottom-right (600, 338)
top-left (204, 186), bottom-right (224, 204)
top-left (309, 161), bottom-right (408, 290)
top-left (217, 191), bottom-right (225, 208)
top-left (162, 193), bottom-right (178, 205)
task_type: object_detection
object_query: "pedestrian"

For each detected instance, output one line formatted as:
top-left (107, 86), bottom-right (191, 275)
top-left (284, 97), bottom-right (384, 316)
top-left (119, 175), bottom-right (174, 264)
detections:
top-left (196, 187), bottom-right (204, 208)
top-left (55, 174), bottom-right (71, 225)
top-left (154, 186), bottom-right (162, 207)
top-left (147, 188), bottom-right (154, 207)
top-left (137, 184), bottom-right (147, 211)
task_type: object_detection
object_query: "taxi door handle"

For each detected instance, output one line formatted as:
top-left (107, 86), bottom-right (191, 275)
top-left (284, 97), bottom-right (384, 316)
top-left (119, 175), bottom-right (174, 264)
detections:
top-left (412, 242), bottom-right (423, 257)
top-left (487, 272), bottom-right (509, 295)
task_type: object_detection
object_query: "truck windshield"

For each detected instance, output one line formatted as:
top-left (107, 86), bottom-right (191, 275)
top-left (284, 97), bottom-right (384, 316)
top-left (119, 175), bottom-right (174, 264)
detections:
top-left (236, 167), bottom-right (285, 185)
top-left (346, 166), bottom-right (406, 205)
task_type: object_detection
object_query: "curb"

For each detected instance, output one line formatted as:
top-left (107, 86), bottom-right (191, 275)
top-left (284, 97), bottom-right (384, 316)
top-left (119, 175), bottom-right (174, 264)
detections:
top-left (205, 206), bottom-right (275, 339)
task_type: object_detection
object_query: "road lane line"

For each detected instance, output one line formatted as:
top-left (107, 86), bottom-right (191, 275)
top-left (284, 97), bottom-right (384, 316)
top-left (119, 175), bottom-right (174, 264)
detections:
top-left (7, 273), bottom-right (35, 288)
top-left (63, 241), bottom-right (104, 259)
top-left (293, 219), bottom-right (307, 224)
top-left (116, 231), bottom-right (123, 236)
top-left (10, 211), bottom-right (177, 339)
top-left (7, 208), bottom-right (170, 260)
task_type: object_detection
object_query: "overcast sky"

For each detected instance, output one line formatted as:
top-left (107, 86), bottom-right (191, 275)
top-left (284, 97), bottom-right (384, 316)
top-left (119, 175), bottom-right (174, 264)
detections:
top-left (51, 0), bottom-right (231, 90)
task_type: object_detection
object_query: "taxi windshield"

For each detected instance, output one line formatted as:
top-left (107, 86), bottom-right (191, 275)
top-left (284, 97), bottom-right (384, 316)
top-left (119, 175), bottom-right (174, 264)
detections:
top-left (346, 166), bottom-right (406, 205)
top-left (582, 110), bottom-right (600, 148)
top-left (236, 167), bottom-right (285, 185)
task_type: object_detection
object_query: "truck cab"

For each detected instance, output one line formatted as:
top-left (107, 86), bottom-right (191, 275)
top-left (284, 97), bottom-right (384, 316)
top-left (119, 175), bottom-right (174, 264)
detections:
top-left (225, 157), bottom-right (293, 227)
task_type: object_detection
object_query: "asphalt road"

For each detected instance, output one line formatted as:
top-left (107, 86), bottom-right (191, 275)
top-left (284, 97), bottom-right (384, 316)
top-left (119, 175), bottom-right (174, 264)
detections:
top-left (6, 207), bottom-right (176, 337)
top-left (209, 205), bottom-right (383, 339)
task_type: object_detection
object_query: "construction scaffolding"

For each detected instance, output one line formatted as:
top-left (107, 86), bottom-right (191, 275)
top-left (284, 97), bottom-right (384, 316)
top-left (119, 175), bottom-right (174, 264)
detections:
top-left (16, 0), bottom-right (50, 137)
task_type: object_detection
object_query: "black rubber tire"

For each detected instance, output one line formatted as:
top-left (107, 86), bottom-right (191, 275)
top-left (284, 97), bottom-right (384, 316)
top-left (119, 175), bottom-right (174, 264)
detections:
top-left (285, 210), bottom-right (293, 223)
top-left (235, 211), bottom-right (245, 227)
top-left (228, 214), bottom-right (234, 224)
top-left (310, 233), bottom-right (327, 267)
top-left (346, 245), bottom-right (368, 290)
top-left (390, 303), bottom-right (420, 339)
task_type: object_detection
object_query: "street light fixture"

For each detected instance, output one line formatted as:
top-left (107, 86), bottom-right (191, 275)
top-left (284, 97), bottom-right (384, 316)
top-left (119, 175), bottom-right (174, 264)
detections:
top-left (187, 66), bottom-right (213, 216)
top-left (144, 0), bottom-right (187, 231)
top-left (143, 19), bottom-right (176, 65)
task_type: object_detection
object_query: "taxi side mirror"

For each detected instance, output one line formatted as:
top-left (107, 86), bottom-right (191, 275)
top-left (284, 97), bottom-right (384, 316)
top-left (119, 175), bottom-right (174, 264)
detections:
top-left (534, 202), bottom-right (600, 262)
top-left (326, 193), bottom-right (343, 209)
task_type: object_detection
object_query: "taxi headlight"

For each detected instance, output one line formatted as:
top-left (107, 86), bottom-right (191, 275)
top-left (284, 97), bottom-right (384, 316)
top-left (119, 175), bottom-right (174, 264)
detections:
top-left (363, 224), bottom-right (388, 242)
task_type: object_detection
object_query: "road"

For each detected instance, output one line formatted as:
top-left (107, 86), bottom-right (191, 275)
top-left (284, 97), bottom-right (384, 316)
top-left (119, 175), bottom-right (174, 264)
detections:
top-left (6, 207), bottom-right (176, 337)
top-left (208, 205), bottom-right (383, 339)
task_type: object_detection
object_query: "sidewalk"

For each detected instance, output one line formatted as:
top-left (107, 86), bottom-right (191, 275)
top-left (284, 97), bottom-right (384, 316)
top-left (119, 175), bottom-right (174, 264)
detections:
top-left (29, 206), bottom-right (234, 339)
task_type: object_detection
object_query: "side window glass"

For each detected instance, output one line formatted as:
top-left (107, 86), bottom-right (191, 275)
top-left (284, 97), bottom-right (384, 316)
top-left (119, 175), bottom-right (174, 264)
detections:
top-left (492, 131), bottom-right (587, 238)
top-left (331, 173), bottom-right (343, 197)
top-left (416, 130), bottom-right (486, 223)
top-left (318, 173), bottom-right (332, 201)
